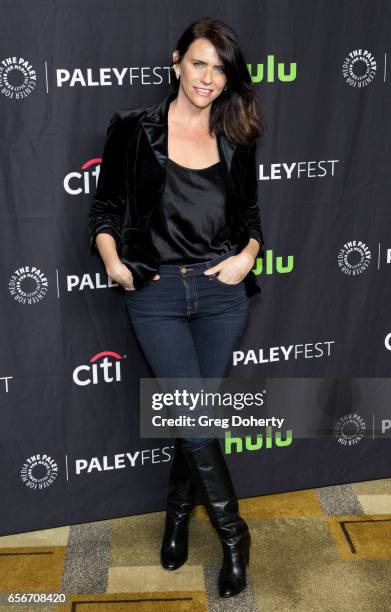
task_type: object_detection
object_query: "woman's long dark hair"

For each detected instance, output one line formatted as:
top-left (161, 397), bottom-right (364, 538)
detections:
top-left (171, 17), bottom-right (264, 145)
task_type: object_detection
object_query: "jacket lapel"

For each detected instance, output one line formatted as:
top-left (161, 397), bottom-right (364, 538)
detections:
top-left (140, 90), bottom-right (238, 182)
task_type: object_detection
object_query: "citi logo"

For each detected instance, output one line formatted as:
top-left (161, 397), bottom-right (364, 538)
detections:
top-left (73, 351), bottom-right (124, 386)
top-left (64, 157), bottom-right (101, 195)
top-left (224, 428), bottom-right (293, 454)
top-left (253, 250), bottom-right (294, 276)
top-left (248, 55), bottom-right (297, 83)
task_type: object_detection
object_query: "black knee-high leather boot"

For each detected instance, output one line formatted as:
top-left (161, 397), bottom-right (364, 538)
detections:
top-left (160, 439), bottom-right (196, 570)
top-left (182, 438), bottom-right (250, 598)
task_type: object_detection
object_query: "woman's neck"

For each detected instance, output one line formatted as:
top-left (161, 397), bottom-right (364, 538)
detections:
top-left (169, 90), bottom-right (211, 134)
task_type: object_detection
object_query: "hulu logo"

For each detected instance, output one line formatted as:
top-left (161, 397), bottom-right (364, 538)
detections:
top-left (247, 55), bottom-right (297, 83)
top-left (252, 250), bottom-right (294, 276)
top-left (224, 427), bottom-right (293, 455)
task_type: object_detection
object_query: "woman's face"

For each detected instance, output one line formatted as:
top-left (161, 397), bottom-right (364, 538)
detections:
top-left (172, 37), bottom-right (227, 108)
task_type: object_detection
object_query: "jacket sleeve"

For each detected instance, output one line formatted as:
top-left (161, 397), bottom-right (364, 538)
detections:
top-left (243, 143), bottom-right (265, 259)
top-left (88, 112), bottom-right (126, 254)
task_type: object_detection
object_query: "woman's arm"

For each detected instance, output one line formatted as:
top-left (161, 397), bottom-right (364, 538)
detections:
top-left (89, 113), bottom-right (137, 289)
top-left (88, 112), bottom-right (126, 257)
top-left (95, 233), bottom-right (121, 271)
top-left (227, 142), bottom-right (264, 274)
top-left (239, 237), bottom-right (260, 265)
top-left (241, 142), bottom-right (264, 260)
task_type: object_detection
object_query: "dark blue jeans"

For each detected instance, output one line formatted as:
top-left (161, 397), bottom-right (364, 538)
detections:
top-left (123, 246), bottom-right (249, 448)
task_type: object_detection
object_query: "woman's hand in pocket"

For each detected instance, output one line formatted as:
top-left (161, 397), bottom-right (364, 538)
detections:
top-left (204, 252), bottom-right (255, 284)
top-left (106, 260), bottom-right (135, 291)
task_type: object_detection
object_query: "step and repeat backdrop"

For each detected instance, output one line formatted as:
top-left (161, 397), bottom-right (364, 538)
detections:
top-left (1, 0), bottom-right (391, 535)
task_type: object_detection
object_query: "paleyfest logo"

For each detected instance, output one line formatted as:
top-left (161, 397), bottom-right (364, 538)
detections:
top-left (9, 266), bottom-right (49, 304)
top-left (0, 57), bottom-right (36, 99)
top-left (20, 454), bottom-right (58, 490)
top-left (337, 240), bottom-right (371, 275)
top-left (342, 49), bottom-right (377, 87)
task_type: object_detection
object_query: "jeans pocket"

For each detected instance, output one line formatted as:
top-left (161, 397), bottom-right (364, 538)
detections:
top-left (212, 273), bottom-right (242, 287)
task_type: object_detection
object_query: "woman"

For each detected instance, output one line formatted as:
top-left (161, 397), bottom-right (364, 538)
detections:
top-left (89, 17), bottom-right (265, 599)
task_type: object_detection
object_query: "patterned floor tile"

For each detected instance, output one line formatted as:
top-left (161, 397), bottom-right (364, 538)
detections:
top-left (0, 527), bottom-right (69, 548)
top-left (239, 489), bottom-right (323, 518)
top-left (327, 514), bottom-right (391, 560)
top-left (352, 478), bottom-right (391, 495)
top-left (357, 494), bottom-right (391, 514)
top-left (0, 546), bottom-right (66, 592)
top-left (108, 565), bottom-right (204, 592)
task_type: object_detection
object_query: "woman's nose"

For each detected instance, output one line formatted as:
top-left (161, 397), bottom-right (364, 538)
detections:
top-left (202, 69), bottom-right (213, 83)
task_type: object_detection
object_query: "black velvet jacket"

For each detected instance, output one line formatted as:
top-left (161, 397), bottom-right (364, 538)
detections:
top-left (89, 90), bottom-right (265, 297)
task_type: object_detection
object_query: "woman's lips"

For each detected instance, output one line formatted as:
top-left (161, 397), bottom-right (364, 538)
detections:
top-left (194, 87), bottom-right (212, 97)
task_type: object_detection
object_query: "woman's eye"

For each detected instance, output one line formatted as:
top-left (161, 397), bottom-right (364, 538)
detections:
top-left (192, 62), bottom-right (224, 73)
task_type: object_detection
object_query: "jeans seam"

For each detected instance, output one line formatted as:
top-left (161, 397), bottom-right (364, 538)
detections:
top-left (192, 270), bottom-right (198, 312)
top-left (181, 274), bottom-right (194, 317)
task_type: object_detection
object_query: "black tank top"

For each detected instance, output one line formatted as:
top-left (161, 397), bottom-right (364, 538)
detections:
top-left (148, 157), bottom-right (239, 264)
